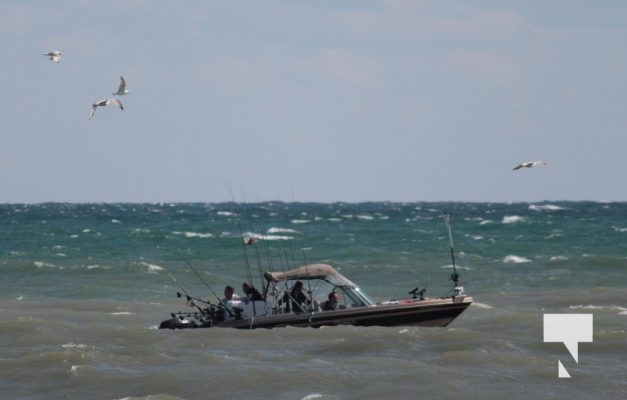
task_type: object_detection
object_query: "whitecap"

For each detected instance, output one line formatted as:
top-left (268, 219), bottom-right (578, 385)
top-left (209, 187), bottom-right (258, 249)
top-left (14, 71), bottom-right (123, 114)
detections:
top-left (502, 215), bottom-right (525, 224)
top-left (441, 264), bottom-right (473, 270)
top-left (110, 311), bottom-right (135, 315)
top-left (356, 214), bottom-right (374, 220)
top-left (138, 261), bottom-right (164, 273)
top-left (328, 218), bottom-right (341, 222)
top-left (217, 211), bottom-right (234, 216)
top-left (250, 233), bottom-right (294, 241)
top-left (242, 231), bottom-right (295, 241)
top-left (529, 204), bottom-right (566, 212)
top-left (612, 226), bottom-right (627, 233)
top-left (570, 304), bottom-right (627, 314)
top-left (34, 261), bottom-right (55, 268)
top-left (291, 219), bottom-right (310, 224)
top-left (301, 395), bottom-right (323, 400)
top-left (503, 255), bottom-right (531, 264)
top-left (550, 255), bottom-right (568, 261)
top-left (63, 342), bottom-right (90, 349)
top-left (111, 219), bottom-right (122, 224)
top-left (267, 227), bottom-right (298, 234)
top-left (172, 231), bottom-right (213, 238)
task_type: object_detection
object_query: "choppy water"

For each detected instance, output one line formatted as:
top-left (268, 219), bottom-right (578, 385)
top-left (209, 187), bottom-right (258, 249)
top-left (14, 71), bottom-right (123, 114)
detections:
top-left (1, 202), bottom-right (626, 399)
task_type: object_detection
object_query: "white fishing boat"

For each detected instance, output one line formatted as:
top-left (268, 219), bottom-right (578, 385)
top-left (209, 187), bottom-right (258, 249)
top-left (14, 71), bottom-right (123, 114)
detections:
top-left (159, 262), bottom-right (472, 329)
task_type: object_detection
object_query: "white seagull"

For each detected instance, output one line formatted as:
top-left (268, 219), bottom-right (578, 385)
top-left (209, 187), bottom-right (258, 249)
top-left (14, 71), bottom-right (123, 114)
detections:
top-left (43, 51), bottom-right (63, 63)
top-left (112, 76), bottom-right (129, 95)
top-left (89, 98), bottom-right (124, 119)
top-left (513, 160), bottom-right (547, 171)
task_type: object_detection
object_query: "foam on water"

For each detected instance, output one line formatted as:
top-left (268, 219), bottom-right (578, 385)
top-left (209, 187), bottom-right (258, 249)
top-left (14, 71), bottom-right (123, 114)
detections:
top-left (529, 204), bottom-right (566, 212)
top-left (502, 215), bottom-right (525, 224)
top-left (503, 255), bottom-right (532, 264)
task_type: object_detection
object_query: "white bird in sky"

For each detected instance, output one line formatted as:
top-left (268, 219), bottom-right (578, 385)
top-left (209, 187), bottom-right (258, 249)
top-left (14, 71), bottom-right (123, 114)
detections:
top-left (43, 51), bottom-right (63, 63)
top-left (89, 98), bottom-right (124, 119)
top-left (112, 76), bottom-right (129, 95)
top-left (512, 160), bottom-right (547, 171)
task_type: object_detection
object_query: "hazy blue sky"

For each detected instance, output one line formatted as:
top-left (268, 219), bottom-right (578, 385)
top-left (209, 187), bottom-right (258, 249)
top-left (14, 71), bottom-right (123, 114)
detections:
top-left (2, 1), bottom-right (626, 203)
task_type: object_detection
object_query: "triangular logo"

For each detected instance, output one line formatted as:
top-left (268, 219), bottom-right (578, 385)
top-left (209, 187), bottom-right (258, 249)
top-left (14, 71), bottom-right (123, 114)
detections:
top-left (558, 360), bottom-right (571, 378)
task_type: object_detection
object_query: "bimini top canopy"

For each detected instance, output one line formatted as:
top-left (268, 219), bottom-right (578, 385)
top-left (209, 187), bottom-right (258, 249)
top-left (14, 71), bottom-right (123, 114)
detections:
top-left (264, 263), bottom-right (358, 289)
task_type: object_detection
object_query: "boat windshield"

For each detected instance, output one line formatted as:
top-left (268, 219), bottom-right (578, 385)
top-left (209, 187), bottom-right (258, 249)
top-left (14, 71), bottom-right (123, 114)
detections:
top-left (338, 286), bottom-right (376, 307)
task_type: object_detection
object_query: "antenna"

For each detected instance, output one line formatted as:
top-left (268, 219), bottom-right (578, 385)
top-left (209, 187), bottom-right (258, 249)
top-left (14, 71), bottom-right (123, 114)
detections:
top-left (443, 213), bottom-right (460, 287)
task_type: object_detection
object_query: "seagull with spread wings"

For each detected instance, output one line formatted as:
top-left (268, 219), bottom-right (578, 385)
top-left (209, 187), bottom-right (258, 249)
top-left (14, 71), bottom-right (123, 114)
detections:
top-left (43, 51), bottom-right (63, 63)
top-left (512, 160), bottom-right (547, 171)
top-left (112, 76), bottom-right (129, 95)
top-left (89, 98), bottom-right (124, 120)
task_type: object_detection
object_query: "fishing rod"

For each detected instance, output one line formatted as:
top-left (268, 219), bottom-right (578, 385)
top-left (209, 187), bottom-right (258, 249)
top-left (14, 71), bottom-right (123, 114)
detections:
top-left (290, 193), bottom-right (314, 305)
top-left (160, 266), bottom-right (219, 314)
top-left (442, 212), bottom-right (460, 287)
top-left (131, 229), bottom-right (231, 319)
top-left (238, 189), bottom-right (270, 296)
top-left (229, 188), bottom-right (257, 290)
top-left (130, 236), bottom-right (208, 312)
top-left (174, 248), bottom-right (233, 316)
top-left (248, 211), bottom-right (278, 300)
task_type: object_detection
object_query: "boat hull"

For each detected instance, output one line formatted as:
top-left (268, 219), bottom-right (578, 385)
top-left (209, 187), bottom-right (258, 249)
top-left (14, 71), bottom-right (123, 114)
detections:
top-left (159, 296), bottom-right (472, 330)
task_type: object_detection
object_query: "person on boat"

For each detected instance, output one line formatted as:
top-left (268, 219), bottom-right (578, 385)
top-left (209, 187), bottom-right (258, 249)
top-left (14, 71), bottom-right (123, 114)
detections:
top-left (242, 282), bottom-right (263, 302)
top-left (321, 291), bottom-right (339, 311)
top-left (222, 285), bottom-right (240, 305)
top-left (285, 281), bottom-right (309, 313)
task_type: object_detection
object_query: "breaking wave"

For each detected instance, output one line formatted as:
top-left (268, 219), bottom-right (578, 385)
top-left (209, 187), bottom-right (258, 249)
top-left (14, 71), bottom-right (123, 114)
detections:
top-left (503, 255), bottom-right (531, 264)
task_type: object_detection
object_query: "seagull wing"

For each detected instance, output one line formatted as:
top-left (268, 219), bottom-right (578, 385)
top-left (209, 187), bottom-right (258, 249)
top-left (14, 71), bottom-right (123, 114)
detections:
top-left (93, 99), bottom-right (108, 107)
top-left (113, 76), bottom-right (127, 95)
top-left (89, 105), bottom-right (98, 119)
top-left (109, 98), bottom-right (124, 110)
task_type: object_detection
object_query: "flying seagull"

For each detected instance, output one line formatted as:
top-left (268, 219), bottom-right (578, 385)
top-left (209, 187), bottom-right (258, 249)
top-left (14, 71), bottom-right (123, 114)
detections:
top-left (513, 160), bottom-right (547, 170)
top-left (112, 76), bottom-right (129, 95)
top-left (43, 51), bottom-right (63, 63)
top-left (89, 98), bottom-right (124, 119)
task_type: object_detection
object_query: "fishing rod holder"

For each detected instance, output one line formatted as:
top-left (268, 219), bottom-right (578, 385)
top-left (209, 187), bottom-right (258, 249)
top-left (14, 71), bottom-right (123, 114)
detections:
top-left (408, 287), bottom-right (426, 300)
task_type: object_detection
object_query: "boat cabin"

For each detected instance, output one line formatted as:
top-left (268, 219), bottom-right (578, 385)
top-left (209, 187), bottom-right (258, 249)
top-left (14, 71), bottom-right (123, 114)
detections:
top-left (265, 263), bottom-right (376, 311)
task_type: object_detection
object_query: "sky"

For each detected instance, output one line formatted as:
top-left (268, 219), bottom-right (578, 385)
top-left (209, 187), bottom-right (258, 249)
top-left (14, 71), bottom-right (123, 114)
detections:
top-left (1, 1), bottom-right (627, 203)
